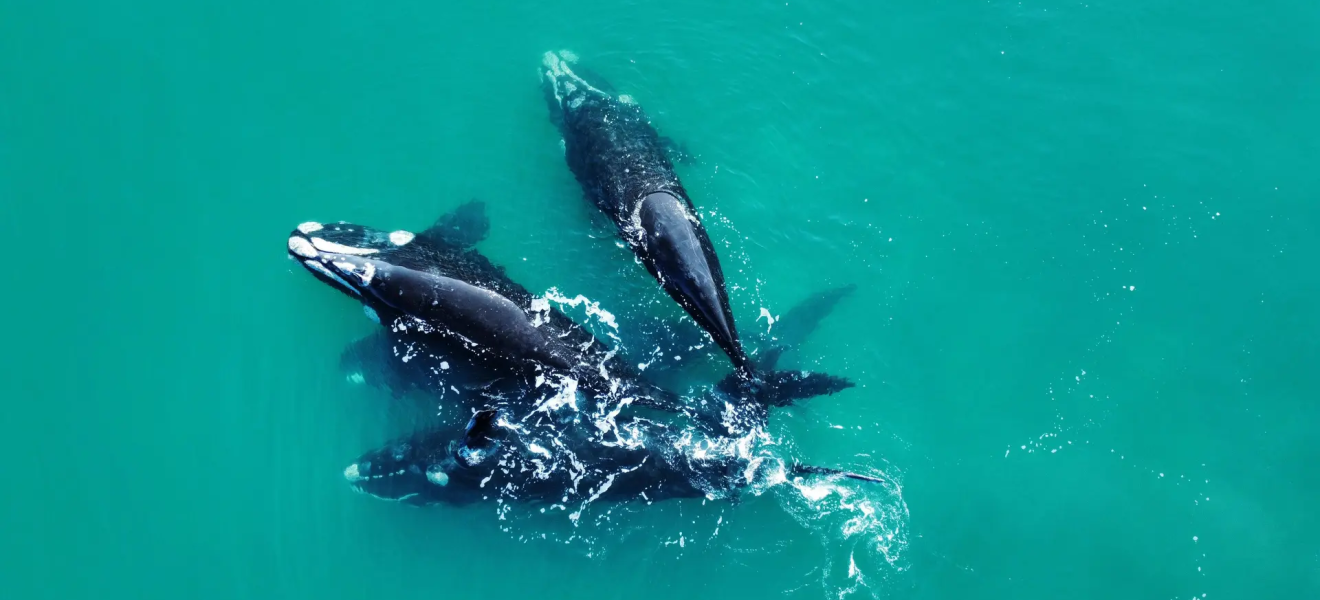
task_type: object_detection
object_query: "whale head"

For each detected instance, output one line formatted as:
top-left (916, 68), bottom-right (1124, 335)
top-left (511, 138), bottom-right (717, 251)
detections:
top-left (287, 221), bottom-right (422, 296)
top-left (344, 410), bottom-right (510, 505)
top-left (287, 221), bottom-right (442, 328)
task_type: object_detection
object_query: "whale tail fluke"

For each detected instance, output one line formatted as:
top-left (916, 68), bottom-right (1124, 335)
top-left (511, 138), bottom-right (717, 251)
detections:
top-left (789, 463), bottom-right (886, 485)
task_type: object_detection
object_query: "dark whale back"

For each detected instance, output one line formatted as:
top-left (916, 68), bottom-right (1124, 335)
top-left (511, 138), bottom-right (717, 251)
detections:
top-left (545, 55), bottom-right (750, 374)
top-left (291, 202), bottom-right (694, 416)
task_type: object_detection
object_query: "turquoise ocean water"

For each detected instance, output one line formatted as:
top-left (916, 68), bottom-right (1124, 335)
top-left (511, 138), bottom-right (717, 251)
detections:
top-left (3, 1), bottom-right (1317, 598)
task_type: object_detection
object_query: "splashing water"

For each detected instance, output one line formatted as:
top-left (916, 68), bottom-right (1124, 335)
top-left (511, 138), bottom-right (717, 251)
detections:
top-left (775, 465), bottom-right (910, 598)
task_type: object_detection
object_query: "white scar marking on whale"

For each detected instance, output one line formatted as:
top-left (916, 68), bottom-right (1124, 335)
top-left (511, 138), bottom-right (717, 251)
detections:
top-left (356, 261), bottom-right (375, 286)
top-left (310, 237), bottom-right (379, 255)
top-left (303, 260), bottom-right (359, 294)
top-left (288, 236), bottom-right (317, 258)
top-left (297, 221), bottom-right (323, 234)
top-left (389, 230), bottom-right (414, 246)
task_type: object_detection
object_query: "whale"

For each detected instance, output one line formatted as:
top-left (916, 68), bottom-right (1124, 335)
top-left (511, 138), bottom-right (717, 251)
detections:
top-left (289, 203), bottom-right (854, 420)
top-left (290, 203), bottom-right (629, 379)
top-left (343, 402), bottom-right (883, 508)
top-left (540, 51), bottom-right (755, 378)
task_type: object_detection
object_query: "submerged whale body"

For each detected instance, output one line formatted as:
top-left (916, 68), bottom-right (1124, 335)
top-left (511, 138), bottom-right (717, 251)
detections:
top-left (541, 51), bottom-right (753, 376)
top-left (344, 402), bottom-right (883, 508)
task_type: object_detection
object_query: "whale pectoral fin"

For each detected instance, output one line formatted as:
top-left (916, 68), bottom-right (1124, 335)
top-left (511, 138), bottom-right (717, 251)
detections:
top-left (421, 200), bottom-right (490, 248)
top-left (659, 136), bottom-right (696, 165)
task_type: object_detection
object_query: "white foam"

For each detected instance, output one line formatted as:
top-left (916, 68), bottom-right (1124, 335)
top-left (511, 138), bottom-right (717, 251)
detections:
top-left (543, 288), bottom-right (619, 330)
top-left (297, 221), bottom-right (323, 234)
top-left (288, 236), bottom-right (317, 258)
top-left (528, 443), bottom-right (552, 457)
top-left (389, 230), bottom-right (415, 246)
top-left (363, 305), bottom-right (380, 324)
top-left (310, 237), bottom-right (379, 256)
top-left (533, 377), bottom-right (579, 415)
top-left (344, 463), bottom-right (365, 482)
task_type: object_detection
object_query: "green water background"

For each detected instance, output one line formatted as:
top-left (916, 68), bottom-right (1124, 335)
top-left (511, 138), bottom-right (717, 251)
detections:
top-left (2, 0), bottom-right (1317, 598)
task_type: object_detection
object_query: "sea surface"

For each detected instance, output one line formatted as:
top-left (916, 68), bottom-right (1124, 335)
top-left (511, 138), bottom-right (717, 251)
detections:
top-left (2, 1), bottom-right (1317, 598)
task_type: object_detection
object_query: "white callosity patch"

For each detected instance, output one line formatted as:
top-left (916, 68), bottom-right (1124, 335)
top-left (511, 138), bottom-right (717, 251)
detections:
top-left (363, 305), bottom-right (380, 324)
top-left (389, 230), bottom-right (414, 246)
top-left (426, 466), bottom-right (449, 486)
top-left (297, 221), bottom-right (324, 234)
top-left (310, 237), bottom-right (379, 256)
top-left (303, 260), bottom-right (360, 295)
top-left (541, 50), bottom-right (610, 106)
top-left (527, 297), bottom-right (552, 327)
top-left (344, 463), bottom-right (365, 482)
top-left (288, 236), bottom-right (318, 258)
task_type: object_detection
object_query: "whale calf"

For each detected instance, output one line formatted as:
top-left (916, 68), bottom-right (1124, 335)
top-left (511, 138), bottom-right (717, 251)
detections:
top-left (541, 51), bottom-right (753, 377)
